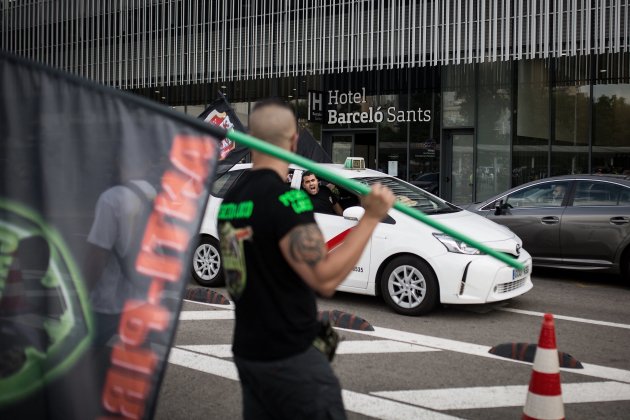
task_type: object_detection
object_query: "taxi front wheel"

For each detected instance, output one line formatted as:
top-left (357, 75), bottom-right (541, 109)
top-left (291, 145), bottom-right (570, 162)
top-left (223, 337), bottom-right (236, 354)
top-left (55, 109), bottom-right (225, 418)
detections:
top-left (191, 236), bottom-right (225, 287)
top-left (380, 256), bottom-right (439, 316)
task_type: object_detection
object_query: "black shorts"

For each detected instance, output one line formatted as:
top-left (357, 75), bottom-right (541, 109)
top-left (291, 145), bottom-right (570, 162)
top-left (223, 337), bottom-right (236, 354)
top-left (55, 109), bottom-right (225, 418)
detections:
top-left (234, 346), bottom-right (346, 420)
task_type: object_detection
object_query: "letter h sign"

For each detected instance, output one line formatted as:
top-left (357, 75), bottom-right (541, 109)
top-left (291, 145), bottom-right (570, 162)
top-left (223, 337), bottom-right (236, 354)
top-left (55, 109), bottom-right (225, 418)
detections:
top-left (308, 90), bottom-right (325, 123)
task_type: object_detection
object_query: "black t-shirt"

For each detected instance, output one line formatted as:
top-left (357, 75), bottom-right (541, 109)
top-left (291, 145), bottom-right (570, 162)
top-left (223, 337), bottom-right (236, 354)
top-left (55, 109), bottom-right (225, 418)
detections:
top-left (217, 169), bottom-right (318, 361)
top-left (308, 186), bottom-right (339, 215)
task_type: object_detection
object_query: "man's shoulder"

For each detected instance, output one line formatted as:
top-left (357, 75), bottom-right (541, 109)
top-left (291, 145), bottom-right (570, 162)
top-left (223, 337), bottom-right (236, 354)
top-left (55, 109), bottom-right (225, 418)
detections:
top-left (95, 185), bottom-right (128, 208)
top-left (223, 173), bottom-right (294, 208)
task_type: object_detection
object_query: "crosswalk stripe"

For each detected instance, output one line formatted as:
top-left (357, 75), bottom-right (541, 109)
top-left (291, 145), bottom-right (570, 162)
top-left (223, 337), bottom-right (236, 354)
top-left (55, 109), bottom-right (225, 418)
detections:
top-left (169, 347), bottom-right (630, 417)
top-left (372, 381), bottom-right (630, 410)
top-left (169, 348), bottom-right (239, 380)
top-left (498, 307), bottom-right (630, 330)
top-left (177, 340), bottom-right (441, 358)
top-left (341, 390), bottom-right (462, 420)
top-left (178, 310), bottom-right (630, 384)
top-left (168, 347), bottom-right (461, 420)
top-left (337, 340), bottom-right (440, 354)
top-left (339, 326), bottom-right (630, 384)
top-left (179, 310), bottom-right (235, 320)
top-left (177, 344), bottom-right (233, 358)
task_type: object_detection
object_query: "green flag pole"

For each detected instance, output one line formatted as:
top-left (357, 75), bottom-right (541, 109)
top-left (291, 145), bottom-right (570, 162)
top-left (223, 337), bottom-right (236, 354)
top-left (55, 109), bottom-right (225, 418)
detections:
top-left (226, 129), bottom-right (524, 270)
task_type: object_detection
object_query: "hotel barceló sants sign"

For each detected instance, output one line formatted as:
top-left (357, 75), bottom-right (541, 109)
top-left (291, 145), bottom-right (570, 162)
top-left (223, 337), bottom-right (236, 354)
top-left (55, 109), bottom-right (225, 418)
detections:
top-left (308, 89), bottom-right (431, 125)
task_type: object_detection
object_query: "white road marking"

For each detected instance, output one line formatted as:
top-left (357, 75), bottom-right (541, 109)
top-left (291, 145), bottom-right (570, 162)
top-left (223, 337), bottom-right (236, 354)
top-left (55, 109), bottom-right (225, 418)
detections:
top-left (339, 326), bottom-right (630, 384)
top-left (339, 326), bottom-right (494, 357)
top-left (373, 381), bottom-right (630, 410)
top-left (182, 301), bottom-right (630, 331)
top-left (337, 340), bottom-right (440, 354)
top-left (178, 344), bottom-right (233, 358)
top-left (173, 308), bottom-right (630, 416)
top-left (179, 310), bottom-right (235, 320)
top-left (183, 299), bottom-right (235, 310)
top-left (169, 347), bottom-right (461, 420)
top-left (498, 307), bottom-right (630, 330)
top-left (579, 363), bottom-right (630, 384)
top-left (341, 390), bottom-right (462, 420)
top-left (178, 310), bottom-right (630, 383)
top-left (169, 348), bottom-right (239, 381)
top-left (169, 348), bottom-right (630, 417)
top-left (177, 340), bottom-right (440, 358)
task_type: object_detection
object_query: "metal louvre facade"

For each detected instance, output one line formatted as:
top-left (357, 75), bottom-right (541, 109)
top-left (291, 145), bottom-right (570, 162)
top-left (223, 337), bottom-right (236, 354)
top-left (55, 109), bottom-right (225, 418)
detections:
top-left (2, 1), bottom-right (630, 88)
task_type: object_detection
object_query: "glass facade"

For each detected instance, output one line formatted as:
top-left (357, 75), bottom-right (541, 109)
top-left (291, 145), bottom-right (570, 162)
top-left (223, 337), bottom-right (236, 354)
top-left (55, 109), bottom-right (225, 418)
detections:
top-left (593, 84), bottom-right (630, 175)
top-left (477, 61), bottom-right (511, 201)
top-left (3, 2), bottom-right (629, 203)
top-left (514, 59), bottom-right (551, 186)
top-left (409, 87), bottom-right (440, 190)
top-left (442, 64), bottom-right (475, 129)
top-left (157, 52), bottom-right (629, 204)
top-left (553, 56), bottom-right (590, 176)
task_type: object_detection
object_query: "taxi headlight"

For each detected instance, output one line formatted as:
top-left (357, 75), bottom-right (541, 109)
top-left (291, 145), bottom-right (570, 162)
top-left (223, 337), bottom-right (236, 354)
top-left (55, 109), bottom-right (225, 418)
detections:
top-left (433, 233), bottom-right (483, 255)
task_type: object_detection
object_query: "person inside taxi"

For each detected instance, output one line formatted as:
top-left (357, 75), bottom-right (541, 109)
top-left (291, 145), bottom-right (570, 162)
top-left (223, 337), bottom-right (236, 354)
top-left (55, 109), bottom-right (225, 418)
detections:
top-left (302, 171), bottom-right (344, 216)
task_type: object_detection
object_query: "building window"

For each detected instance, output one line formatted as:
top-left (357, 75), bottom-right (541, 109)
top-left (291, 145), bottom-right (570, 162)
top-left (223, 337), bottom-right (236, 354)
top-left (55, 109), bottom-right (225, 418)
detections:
top-left (553, 56), bottom-right (590, 176)
top-left (442, 64), bottom-right (475, 128)
top-left (514, 59), bottom-right (550, 186)
top-left (477, 61), bottom-right (512, 201)
top-left (409, 89), bottom-right (440, 193)
top-left (593, 84), bottom-right (630, 176)
top-left (377, 94), bottom-right (407, 178)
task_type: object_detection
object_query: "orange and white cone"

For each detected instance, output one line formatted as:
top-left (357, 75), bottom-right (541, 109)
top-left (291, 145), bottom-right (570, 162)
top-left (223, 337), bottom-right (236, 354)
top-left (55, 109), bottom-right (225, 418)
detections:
top-left (522, 313), bottom-right (564, 420)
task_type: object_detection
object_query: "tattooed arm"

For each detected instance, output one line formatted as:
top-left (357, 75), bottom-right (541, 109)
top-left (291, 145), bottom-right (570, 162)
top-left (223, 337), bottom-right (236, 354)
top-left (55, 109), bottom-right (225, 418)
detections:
top-left (279, 183), bottom-right (394, 297)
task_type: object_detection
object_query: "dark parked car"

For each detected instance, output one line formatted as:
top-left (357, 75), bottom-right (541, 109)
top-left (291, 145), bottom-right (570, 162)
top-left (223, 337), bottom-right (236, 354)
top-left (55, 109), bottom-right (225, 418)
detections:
top-left (465, 175), bottom-right (630, 280)
top-left (410, 172), bottom-right (439, 195)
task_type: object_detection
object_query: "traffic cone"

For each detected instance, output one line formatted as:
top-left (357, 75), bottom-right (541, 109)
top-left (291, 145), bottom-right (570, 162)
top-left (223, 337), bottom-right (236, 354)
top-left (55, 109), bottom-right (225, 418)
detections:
top-left (522, 313), bottom-right (564, 420)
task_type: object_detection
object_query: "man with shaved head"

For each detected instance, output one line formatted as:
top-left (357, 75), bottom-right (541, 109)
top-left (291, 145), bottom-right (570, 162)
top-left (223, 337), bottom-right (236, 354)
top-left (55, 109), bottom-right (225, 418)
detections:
top-left (217, 98), bottom-right (394, 420)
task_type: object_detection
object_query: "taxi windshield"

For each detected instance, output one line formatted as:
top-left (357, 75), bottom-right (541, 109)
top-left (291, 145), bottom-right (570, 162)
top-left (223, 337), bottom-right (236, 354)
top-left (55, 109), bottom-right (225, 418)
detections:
top-left (357, 176), bottom-right (460, 214)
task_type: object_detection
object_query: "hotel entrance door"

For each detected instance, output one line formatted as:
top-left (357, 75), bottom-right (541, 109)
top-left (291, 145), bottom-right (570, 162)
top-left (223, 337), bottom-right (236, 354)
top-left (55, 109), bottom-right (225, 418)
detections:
top-left (442, 130), bottom-right (474, 204)
top-left (323, 130), bottom-right (377, 169)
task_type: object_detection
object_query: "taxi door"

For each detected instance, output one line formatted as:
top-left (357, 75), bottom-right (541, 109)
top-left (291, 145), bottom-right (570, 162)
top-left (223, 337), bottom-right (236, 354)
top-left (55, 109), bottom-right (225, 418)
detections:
top-left (291, 169), bottom-right (371, 289)
top-left (314, 212), bottom-right (371, 289)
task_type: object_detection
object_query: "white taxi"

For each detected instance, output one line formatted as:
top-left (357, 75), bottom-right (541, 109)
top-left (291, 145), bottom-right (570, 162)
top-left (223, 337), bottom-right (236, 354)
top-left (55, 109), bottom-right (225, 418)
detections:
top-left (191, 159), bottom-right (533, 316)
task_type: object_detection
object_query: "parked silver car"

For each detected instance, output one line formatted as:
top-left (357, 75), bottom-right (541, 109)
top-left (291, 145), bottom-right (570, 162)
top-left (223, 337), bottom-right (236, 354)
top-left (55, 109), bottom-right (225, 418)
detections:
top-left (465, 175), bottom-right (630, 280)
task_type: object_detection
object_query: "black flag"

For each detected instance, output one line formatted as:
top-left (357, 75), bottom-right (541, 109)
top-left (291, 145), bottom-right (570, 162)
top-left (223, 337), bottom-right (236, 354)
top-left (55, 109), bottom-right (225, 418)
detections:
top-left (200, 94), bottom-right (331, 175)
top-left (296, 127), bottom-right (332, 163)
top-left (0, 52), bottom-right (222, 419)
top-left (198, 92), bottom-right (249, 177)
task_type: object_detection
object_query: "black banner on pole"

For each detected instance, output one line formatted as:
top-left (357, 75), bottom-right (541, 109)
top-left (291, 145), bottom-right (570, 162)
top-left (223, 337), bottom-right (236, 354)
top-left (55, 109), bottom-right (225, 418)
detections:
top-left (297, 128), bottom-right (332, 164)
top-left (198, 92), bottom-right (249, 177)
top-left (0, 52), bottom-right (220, 419)
top-left (199, 95), bottom-right (331, 176)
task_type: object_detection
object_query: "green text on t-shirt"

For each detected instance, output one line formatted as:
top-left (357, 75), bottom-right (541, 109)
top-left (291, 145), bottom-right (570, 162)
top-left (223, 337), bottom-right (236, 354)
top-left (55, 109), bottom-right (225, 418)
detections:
top-left (278, 190), bottom-right (313, 214)
top-left (218, 201), bottom-right (254, 220)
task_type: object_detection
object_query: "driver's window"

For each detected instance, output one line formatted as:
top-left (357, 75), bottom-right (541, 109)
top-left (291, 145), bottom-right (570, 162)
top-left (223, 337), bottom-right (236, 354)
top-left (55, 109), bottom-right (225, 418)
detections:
top-left (298, 173), bottom-right (345, 216)
top-left (505, 182), bottom-right (569, 208)
top-left (336, 186), bottom-right (360, 210)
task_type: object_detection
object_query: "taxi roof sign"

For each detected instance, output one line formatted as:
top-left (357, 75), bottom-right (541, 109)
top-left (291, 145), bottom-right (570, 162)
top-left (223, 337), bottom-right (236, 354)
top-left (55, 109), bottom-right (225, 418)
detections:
top-left (344, 157), bottom-right (365, 170)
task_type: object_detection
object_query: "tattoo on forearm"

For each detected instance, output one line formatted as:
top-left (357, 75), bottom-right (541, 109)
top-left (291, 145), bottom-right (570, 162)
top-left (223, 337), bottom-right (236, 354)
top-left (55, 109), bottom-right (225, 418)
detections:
top-left (288, 224), bottom-right (325, 267)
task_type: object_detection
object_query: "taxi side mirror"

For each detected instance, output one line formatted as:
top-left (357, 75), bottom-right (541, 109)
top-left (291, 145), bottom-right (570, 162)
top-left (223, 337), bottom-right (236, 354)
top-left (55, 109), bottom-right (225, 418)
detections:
top-left (343, 206), bottom-right (365, 221)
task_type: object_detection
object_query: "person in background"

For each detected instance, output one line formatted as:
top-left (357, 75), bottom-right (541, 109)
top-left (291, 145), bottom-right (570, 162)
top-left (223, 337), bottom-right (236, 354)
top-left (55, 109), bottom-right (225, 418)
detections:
top-left (551, 184), bottom-right (566, 205)
top-left (84, 156), bottom-right (157, 346)
top-left (302, 171), bottom-right (344, 216)
top-left (217, 98), bottom-right (394, 420)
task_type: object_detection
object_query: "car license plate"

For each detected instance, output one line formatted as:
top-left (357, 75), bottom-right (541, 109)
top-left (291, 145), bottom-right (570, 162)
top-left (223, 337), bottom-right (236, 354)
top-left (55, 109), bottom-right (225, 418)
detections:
top-left (512, 265), bottom-right (530, 280)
